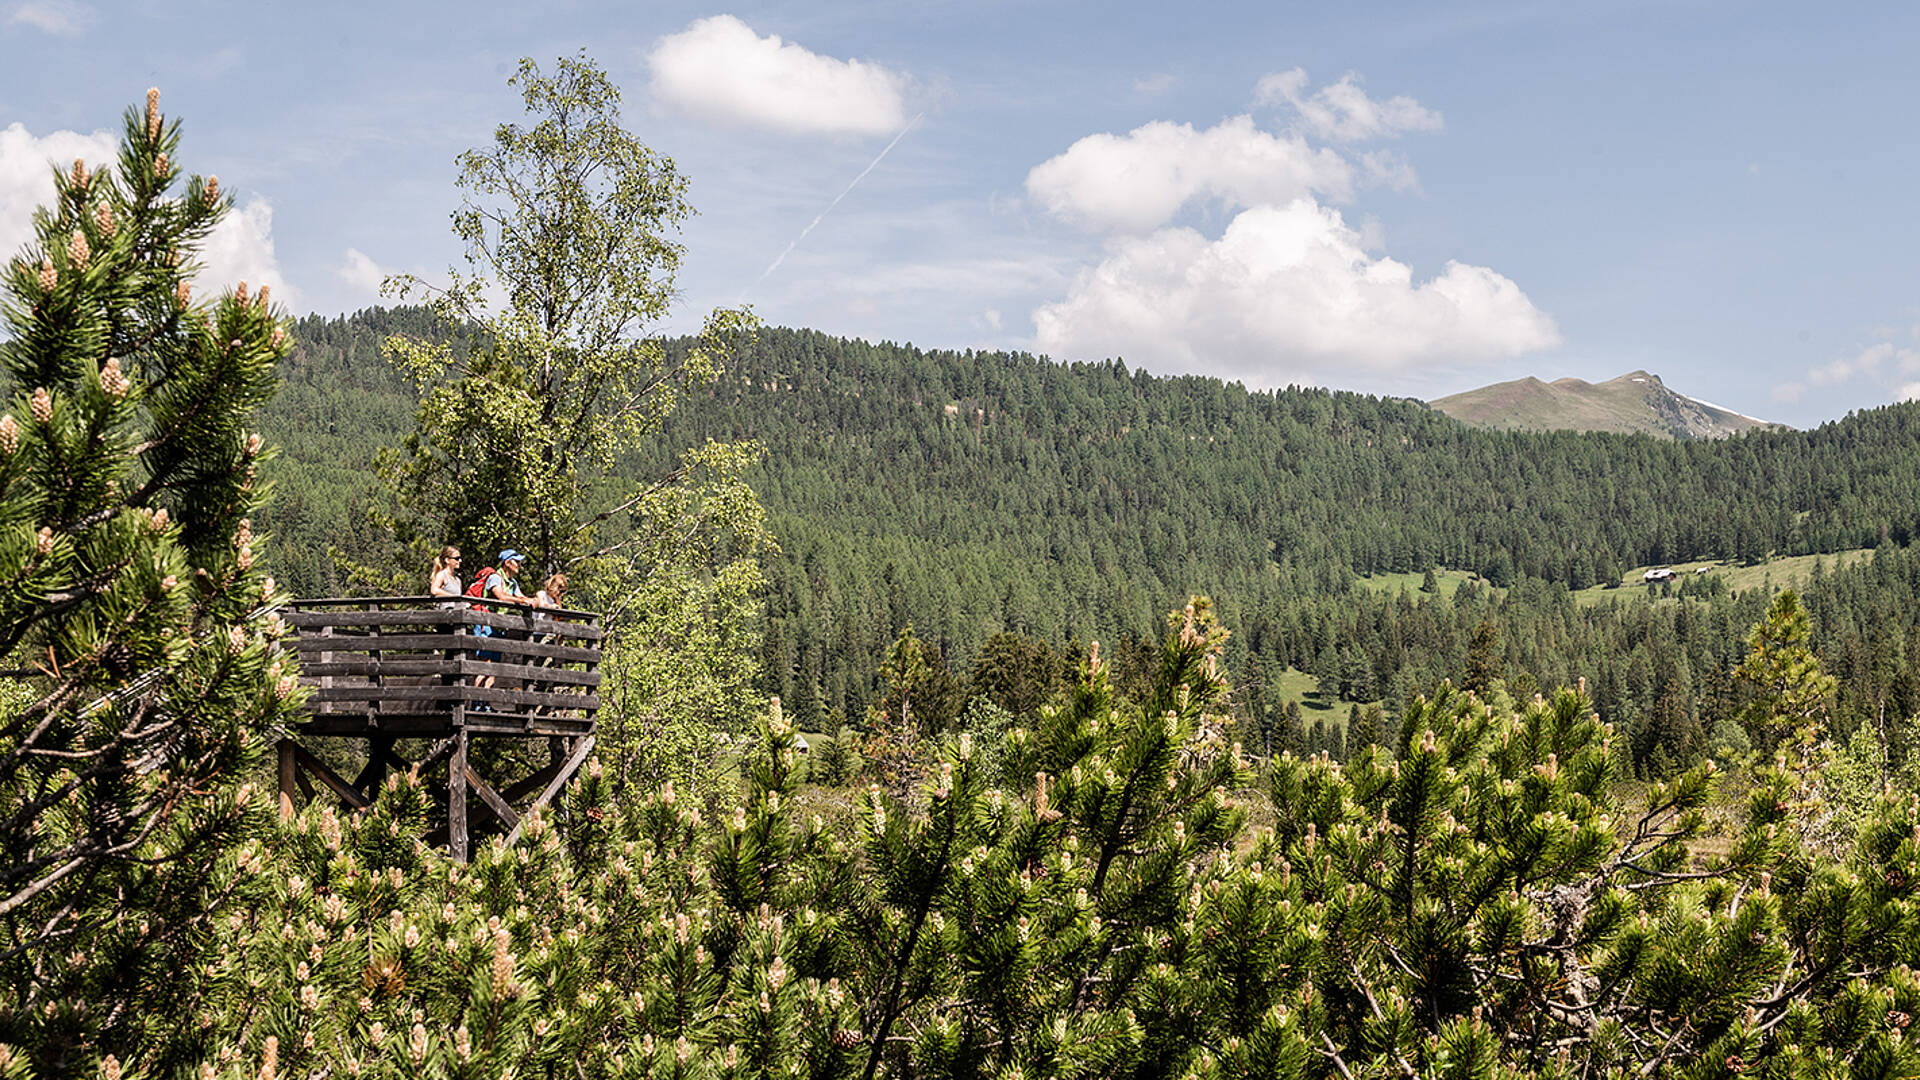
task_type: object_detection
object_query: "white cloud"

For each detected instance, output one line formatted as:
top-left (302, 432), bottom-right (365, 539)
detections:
top-left (336, 247), bottom-right (391, 298)
top-left (1808, 342), bottom-right (1890, 386)
top-left (0, 122), bottom-right (118, 263)
top-left (1255, 68), bottom-right (1443, 142)
top-left (1898, 382), bottom-right (1920, 403)
top-left (1357, 149), bottom-right (1420, 192)
top-left (1133, 73), bottom-right (1177, 95)
top-left (1031, 198), bottom-right (1559, 381)
top-left (1025, 115), bottom-right (1353, 233)
top-left (647, 15), bottom-right (908, 137)
top-left (196, 196), bottom-right (298, 312)
top-left (9, 0), bottom-right (95, 36)
top-left (2, 121), bottom-right (295, 309)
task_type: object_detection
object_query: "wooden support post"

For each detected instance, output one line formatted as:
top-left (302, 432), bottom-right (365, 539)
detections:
top-left (351, 734), bottom-right (396, 798)
top-left (449, 729), bottom-right (469, 863)
top-left (277, 739), bottom-right (296, 820)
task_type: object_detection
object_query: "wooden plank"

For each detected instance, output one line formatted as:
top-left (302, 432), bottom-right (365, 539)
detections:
top-left (297, 714), bottom-right (594, 738)
top-left (277, 740), bottom-right (296, 820)
top-left (285, 609), bottom-right (467, 628)
top-left (292, 635), bottom-right (600, 663)
top-left (298, 658), bottom-right (600, 686)
top-left (284, 609), bottom-right (604, 641)
top-left (287, 595), bottom-right (446, 607)
top-left (290, 596), bottom-right (601, 619)
top-left (468, 614), bottom-right (603, 641)
top-left (506, 735), bottom-right (594, 847)
top-left (449, 730), bottom-right (469, 863)
top-left (454, 660), bottom-right (599, 684)
top-left (464, 764), bottom-right (520, 830)
top-left (305, 685), bottom-right (598, 711)
top-left (459, 715), bottom-right (595, 737)
top-left (297, 716), bottom-right (460, 738)
top-left (290, 745), bottom-right (372, 811)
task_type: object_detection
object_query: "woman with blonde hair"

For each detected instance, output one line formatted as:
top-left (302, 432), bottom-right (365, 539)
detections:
top-left (535, 572), bottom-right (568, 611)
top-left (429, 546), bottom-right (463, 608)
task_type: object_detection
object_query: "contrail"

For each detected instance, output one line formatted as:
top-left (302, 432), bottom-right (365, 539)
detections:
top-left (740, 112), bottom-right (924, 302)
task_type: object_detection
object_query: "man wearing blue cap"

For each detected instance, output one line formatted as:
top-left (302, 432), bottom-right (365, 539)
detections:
top-left (485, 550), bottom-right (535, 610)
top-left (472, 551), bottom-right (536, 696)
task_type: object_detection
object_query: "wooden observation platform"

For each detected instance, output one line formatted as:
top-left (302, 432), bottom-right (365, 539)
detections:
top-left (277, 596), bottom-right (602, 860)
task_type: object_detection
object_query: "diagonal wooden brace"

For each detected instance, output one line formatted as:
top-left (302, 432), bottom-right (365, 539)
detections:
top-left (506, 735), bottom-right (595, 847)
top-left (291, 744), bottom-right (372, 811)
top-left (464, 763), bottom-right (520, 830)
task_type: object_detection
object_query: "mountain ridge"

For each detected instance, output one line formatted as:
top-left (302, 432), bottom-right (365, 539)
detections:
top-left (1428, 370), bottom-right (1781, 439)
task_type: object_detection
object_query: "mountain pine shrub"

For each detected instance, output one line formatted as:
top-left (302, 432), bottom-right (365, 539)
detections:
top-left (0, 89), bottom-right (299, 1067)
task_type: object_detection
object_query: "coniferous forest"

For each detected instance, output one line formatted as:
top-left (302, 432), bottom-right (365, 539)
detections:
top-left (13, 65), bottom-right (1920, 1080)
top-left (257, 314), bottom-right (1920, 779)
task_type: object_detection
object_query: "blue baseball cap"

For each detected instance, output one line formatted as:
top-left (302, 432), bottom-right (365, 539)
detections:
top-left (498, 549), bottom-right (523, 564)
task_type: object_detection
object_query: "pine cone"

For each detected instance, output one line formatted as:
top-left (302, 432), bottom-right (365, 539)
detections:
top-left (830, 1029), bottom-right (861, 1049)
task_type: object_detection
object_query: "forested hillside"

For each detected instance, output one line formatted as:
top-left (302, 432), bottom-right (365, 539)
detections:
top-left (259, 312), bottom-right (1920, 773)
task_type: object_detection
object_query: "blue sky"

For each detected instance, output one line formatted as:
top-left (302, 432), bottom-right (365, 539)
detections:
top-left (3, 0), bottom-right (1918, 426)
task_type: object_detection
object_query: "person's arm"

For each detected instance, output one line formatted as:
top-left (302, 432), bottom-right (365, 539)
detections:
top-left (490, 575), bottom-right (532, 606)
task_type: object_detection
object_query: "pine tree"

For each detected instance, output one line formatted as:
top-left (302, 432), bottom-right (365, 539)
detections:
top-left (1736, 589), bottom-right (1836, 751)
top-left (811, 723), bottom-right (859, 786)
top-left (1348, 701), bottom-right (1383, 755)
top-left (0, 89), bottom-right (299, 1063)
top-left (1464, 618), bottom-right (1503, 696)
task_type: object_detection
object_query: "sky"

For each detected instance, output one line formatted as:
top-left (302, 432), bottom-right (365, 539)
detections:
top-left (2, 0), bottom-right (1918, 427)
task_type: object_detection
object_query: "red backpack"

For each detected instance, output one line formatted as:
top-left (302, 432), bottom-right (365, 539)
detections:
top-left (465, 568), bottom-right (497, 611)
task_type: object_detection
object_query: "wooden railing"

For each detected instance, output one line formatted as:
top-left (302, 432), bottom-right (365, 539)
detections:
top-left (284, 596), bottom-right (601, 736)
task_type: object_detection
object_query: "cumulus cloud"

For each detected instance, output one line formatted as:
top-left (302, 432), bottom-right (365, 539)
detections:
top-left (0, 122), bottom-right (295, 309)
top-left (196, 196), bottom-right (298, 311)
top-left (1788, 339), bottom-right (1920, 406)
top-left (1032, 199), bottom-right (1559, 381)
top-left (1025, 115), bottom-right (1352, 233)
top-left (647, 14), bottom-right (908, 137)
top-left (336, 247), bottom-right (391, 298)
top-left (9, 0), bottom-right (95, 36)
top-left (0, 122), bottom-right (117, 262)
top-left (1255, 68), bottom-right (1443, 142)
top-left (1808, 342), bottom-right (1892, 386)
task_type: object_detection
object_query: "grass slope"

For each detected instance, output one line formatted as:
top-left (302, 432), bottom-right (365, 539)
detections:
top-left (1430, 370), bottom-right (1777, 439)
top-left (1354, 549), bottom-right (1874, 610)
top-left (1570, 549), bottom-right (1875, 605)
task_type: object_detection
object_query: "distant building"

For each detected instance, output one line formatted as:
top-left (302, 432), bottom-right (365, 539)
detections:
top-left (1643, 568), bottom-right (1676, 582)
